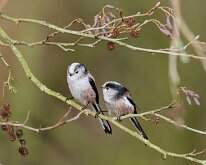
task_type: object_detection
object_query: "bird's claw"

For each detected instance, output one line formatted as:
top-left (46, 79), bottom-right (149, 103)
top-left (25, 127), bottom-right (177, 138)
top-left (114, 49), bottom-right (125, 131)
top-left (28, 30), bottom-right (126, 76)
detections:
top-left (95, 111), bottom-right (101, 118)
top-left (65, 97), bottom-right (74, 102)
top-left (68, 96), bottom-right (74, 100)
top-left (81, 106), bottom-right (87, 111)
top-left (116, 116), bottom-right (122, 122)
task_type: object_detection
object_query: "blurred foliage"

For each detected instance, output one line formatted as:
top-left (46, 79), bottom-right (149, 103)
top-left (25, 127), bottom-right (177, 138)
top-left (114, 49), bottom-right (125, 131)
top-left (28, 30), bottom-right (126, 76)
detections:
top-left (0, 0), bottom-right (206, 165)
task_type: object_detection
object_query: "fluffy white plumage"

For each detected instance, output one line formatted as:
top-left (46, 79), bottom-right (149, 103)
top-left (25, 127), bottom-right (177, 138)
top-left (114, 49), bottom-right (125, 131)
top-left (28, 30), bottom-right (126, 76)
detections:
top-left (67, 63), bottom-right (112, 134)
top-left (102, 81), bottom-right (148, 139)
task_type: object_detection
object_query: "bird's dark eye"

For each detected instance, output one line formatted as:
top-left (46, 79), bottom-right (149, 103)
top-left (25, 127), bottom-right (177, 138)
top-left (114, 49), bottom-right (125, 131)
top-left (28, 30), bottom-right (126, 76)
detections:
top-left (75, 71), bottom-right (79, 74)
top-left (106, 87), bottom-right (109, 90)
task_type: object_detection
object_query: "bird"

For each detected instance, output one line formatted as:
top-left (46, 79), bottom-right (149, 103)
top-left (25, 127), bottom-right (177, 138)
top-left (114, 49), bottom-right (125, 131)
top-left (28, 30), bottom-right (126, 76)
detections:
top-left (101, 81), bottom-right (148, 139)
top-left (67, 62), bottom-right (112, 134)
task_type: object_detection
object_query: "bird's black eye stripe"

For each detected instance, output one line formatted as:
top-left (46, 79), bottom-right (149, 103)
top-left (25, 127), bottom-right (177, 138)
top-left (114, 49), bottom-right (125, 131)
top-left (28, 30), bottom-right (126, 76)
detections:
top-left (105, 83), bottom-right (117, 89)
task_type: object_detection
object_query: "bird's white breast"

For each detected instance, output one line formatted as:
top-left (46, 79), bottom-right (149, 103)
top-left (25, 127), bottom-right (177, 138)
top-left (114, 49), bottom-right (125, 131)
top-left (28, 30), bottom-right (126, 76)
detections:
top-left (68, 76), bottom-right (95, 106)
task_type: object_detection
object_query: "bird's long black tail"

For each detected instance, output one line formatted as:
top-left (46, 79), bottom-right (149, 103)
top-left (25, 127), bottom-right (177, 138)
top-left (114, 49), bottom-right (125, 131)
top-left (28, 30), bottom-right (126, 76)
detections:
top-left (91, 102), bottom-right (112, 134)
top-left (130, 117), bottom-right (148, 140)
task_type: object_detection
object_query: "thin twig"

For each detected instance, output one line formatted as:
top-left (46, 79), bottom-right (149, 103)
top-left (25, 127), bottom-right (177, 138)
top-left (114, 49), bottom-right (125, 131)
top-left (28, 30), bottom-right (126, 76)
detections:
top-left (154, 113), bottom-right (206, 135)
top-left (0, 85), bottom-right (5, 104)
top-left (0, 108), bottom-right (85, 132)
top-left (171, 0), bottom-right (206, 71)
top-left (23, 111), bottom-right (31, 125)
top-left (0, 52), bottom-right (12, 90)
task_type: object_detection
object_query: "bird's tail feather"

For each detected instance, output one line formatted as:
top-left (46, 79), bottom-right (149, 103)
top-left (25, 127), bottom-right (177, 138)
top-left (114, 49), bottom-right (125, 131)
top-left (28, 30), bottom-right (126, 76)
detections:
top-left (130, 117), bottom-right (148, 140)
top-left (91, 102), bottom-right (112, 134)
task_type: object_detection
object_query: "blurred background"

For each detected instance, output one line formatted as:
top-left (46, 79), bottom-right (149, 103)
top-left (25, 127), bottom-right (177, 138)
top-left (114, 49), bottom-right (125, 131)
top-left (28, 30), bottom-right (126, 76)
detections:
top-left (0, 0), bottom-right (205, 164)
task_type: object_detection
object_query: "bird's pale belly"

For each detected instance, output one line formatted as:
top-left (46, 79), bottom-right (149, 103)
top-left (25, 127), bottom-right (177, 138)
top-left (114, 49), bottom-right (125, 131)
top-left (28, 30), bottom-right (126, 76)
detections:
top-left (69, 82), bottom-right (95, 106)
top-left (106, 102), bottom-right (134, 117)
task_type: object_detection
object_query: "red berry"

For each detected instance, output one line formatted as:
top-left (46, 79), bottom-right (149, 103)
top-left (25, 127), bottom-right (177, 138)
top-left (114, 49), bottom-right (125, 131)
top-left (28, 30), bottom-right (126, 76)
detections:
top-left (125, 18), bottom-right (135, 27)
top-left (0, 109), bottom-right (6, 117)
top-left (19, 147), bottom-right (29, 156)
top-left (9, 133), bottom-right (16, 142)
top-left (107, 41), bottom-right (115, 50)
top-left (130, 31), bottom-right (139, 38)
top-left (7, 125), bottom-right (14, 134)
top-left (16, 129), bottom-right (23, 138)
top-left (19, 139), bottom-right (26, 145)
top-left (1, 125), bottom-right (8, 131)
top-left (154, 118), bottom-right (160, 125)
top-left (5, 111), bottom-right (11, 118)
top-left (0, 109), bottom-right (11, 118)
top-left (112, 29), bottom-right (120, 38)
top-left (3, 103), bottom-right (10, 110)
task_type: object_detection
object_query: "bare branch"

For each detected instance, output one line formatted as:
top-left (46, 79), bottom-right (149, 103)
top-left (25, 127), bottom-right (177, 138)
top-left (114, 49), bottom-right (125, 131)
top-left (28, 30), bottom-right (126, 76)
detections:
top-left (154, 114), bottom-right (206, 135)
top-left (119, 100), bottom-right (206, 136)
top-left (0, 108), bottom-right (86, 133)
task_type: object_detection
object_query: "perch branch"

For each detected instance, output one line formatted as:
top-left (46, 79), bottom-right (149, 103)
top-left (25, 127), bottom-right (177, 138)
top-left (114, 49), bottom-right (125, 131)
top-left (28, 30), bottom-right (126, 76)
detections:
top-left (120, 100), bottom-right (206, 135)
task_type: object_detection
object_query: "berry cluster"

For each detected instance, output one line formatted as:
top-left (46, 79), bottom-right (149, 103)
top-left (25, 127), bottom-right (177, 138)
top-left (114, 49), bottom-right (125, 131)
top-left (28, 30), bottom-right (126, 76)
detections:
top-left (107, 41), bottom-right (115, 51)
top-left (0, 103), bottom-right (11, 118)
top-left (130, 31), bottom-right (139, 38)
top-left (0, 103), bottom-right (29, 156)
top-left (125, 18), bottom-right (135, 27)
top-left (106, 18), bottom-right (139, 51)
top-left (150, 115), bottom-right (160, 125)
top-left (111, 29), bottom-right (120, 38)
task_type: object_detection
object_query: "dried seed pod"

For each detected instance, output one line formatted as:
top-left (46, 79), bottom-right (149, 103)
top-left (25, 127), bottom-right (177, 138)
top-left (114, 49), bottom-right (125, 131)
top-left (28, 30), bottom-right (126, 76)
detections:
top-left (9, 133), bottom-right (16, 142)
top-left (19, 139), bottom-right (26, 145)
top-left (3, 103), bottom-right (10, 110)
top-left (19, 147), bottom-right (29, 156)
top-left (125, 18), bottom-right (135, 27)
top-left (16, 129), bottom-right (24, 138)
top-left (130, 31), bottom-right (139, 38)
top-left (107, 41), bottom-right (115, 50)
top-left (112, 29), bottom-right (120, 38)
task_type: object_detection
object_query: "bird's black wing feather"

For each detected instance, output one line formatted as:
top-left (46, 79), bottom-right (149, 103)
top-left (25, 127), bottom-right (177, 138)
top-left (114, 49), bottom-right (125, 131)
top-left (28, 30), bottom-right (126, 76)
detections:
top-left (89, 77), bottom-right (112, 134)
top-left (88, 77), bottom-right (99, 104)
top-left (126, 97), bottom-right (137, 114)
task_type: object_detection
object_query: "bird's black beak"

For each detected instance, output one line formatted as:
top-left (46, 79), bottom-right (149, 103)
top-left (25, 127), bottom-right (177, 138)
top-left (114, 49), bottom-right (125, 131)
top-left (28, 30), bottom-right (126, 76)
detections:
top-left (69, 73), bottom-right (73, 76)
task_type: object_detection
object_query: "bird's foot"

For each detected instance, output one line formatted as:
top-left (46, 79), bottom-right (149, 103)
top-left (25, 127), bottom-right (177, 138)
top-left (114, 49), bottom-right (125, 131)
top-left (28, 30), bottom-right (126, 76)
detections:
top-left (65, 97), bottom-right (74, 102)
top-left (81, 106), bottom-right (87, 111)
top-left (95, 111), bottom-right (101, 118)
top-left (95, 110), bottom-right (108, 118)
top-left (81, 103), bottom-right (89, 111)
top-left (116, 116), bottom-right (122, 122)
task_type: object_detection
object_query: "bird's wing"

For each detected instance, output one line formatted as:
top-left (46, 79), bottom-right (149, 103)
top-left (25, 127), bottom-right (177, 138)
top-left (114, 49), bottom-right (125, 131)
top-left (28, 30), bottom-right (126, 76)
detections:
top-left (126, 97), bottom-right (137, 114)
top-left (88, 76), bottom-right (99, 104)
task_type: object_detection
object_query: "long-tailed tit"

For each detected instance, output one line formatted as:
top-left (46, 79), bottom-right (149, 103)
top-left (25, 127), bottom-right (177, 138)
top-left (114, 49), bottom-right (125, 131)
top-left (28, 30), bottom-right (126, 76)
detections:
top-left (67, 63), bottom-right (112, 134)
top-left (102, 81), bottom-right (148, 139)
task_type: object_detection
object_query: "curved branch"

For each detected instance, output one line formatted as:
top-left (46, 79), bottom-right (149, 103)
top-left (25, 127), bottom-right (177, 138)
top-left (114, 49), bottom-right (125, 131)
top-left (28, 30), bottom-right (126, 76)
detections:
top-left (121, 112), bottom-right (206, 136)
top-left (0, 26), bottom-right (205, 165)
top-left (0, 109), bottom-right (86, 132)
